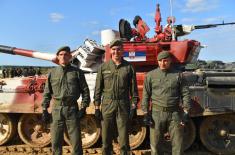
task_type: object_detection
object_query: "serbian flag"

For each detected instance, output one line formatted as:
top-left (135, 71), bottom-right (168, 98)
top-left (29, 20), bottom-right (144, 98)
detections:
top-left (123, 51), bottom-right (146, 62)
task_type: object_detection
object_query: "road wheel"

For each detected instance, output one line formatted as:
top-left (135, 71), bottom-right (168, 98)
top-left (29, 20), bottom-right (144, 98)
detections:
top-left (200, 114), bottom-right (235, 154)
top-left (18, 114), bottom-right (51, 147)
top-left (64, 115), bottom-right (101, 148)
top-left (129, 117), bottom-right (146, 149)
top-left (112, 117), bottom-right (147, 150)
top-left (0, 114), bottom-right (16, 145)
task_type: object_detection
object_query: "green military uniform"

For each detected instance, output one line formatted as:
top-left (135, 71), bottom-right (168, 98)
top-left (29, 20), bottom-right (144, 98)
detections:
top-left (94, 59), bottom-right (139, 155)
top-left (42, 64), bottom-right (90, 155)
top-left (141, 59), bottom-right (190, 154)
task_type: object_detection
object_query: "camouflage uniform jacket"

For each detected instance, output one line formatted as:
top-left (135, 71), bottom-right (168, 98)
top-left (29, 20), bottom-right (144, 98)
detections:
top-left (141, 67), bottom-right (190, 113)
top-left (94, 59), bottom-right (139, 106)
top-left (42, 64), bottom-right (90, 109)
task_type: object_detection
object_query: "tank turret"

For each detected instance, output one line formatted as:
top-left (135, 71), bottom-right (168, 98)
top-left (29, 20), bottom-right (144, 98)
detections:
top-left (119, 3), bottom-right (235, 42)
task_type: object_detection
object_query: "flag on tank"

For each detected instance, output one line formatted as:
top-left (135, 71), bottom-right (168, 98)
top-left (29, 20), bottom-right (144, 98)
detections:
top-left (123, 51), bottom-right (146, 62)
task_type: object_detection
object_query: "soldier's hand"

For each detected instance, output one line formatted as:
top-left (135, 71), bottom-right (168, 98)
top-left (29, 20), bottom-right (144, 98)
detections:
top-left (78, 107), bottom-right (86, 119)
top-left (181, 112), bottom-right (190, 126)
top-left (42, 109), bottom-right (50, 124)
top-left (143, 113), bottom-right (153, 126)
top-left (129, 104), bottom-right (137, 120)
top-left (95, 109), bottom-right (102, 121)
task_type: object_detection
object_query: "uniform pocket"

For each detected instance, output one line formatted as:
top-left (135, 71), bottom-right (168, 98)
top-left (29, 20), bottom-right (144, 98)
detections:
top-left (117, 68), bottom-right (129, 89)
top-left (170, 80), bottom-right (178, 88)
top-left (67, 106), bottom-right (78, 120)
top-left (119, 100), bottom-right (130, 115)
top-left (51, 78), bottom-right (60, 95)
top-left (152, 79), bottom-right (163, 95)
top-left (170, 79), bottom-right (179, 96)
top-left (67, 75), bottom-right (79, 95)
top-left (101, 98), bottom-right (112, 105)
top-left (171, 111), bottom-right (181, 123)
top-left (101, 99), bottom-right (114, 118)
top-left (103, 73), bottom-right (112, 89)
top-left (152, 79), bottom-right (161, 89)
top-left (51, 106), bottom-right (62, 121)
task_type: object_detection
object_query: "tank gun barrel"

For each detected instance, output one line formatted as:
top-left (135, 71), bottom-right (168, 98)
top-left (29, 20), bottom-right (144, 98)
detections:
top-left (0, 45), bottom-right (57, 63)
top-left (174, 21), bottom-right (235, 37)
top-left (194, 22), bottom-right (235, 29)
top-left (0, 39), bottom-right (105, 72)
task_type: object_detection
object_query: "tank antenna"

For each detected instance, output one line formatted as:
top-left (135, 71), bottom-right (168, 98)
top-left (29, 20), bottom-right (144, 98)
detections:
top-left (169, 0), bottom-right (176, 40)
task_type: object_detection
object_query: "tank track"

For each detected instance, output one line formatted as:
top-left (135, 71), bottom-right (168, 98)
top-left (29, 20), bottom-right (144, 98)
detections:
top-left (0, 145), bottom-right (214, 155)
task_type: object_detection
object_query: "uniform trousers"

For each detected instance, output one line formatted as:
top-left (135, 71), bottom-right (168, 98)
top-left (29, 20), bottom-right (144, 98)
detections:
top-left (150, 110), bottom-right (184, 155)
top-left (101, 99), bottom-right (130, 155)
top-left (51, 105), bottom-right (83, 155)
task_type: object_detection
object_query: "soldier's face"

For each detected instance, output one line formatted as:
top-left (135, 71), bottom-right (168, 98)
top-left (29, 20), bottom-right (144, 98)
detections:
top-left (158, 58), bottom-right (172, 70)
top-left (110, 45), bottom-right (123, 62)
top-left (57, 51), bottom-right (72, 66)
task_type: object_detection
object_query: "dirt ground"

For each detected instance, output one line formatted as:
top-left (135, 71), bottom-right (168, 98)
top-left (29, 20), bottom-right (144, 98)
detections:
top-left (0, 145), bottom-right (216, 155)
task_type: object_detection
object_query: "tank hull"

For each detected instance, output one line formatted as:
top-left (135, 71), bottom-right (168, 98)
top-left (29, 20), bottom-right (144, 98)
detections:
top-left (0, 71), bottom-right (235, 154)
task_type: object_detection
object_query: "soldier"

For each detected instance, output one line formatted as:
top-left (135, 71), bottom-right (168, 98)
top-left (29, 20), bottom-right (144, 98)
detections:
top-left (28, 67), bottom-right (36, 76)
top-left (10, 67), bottom-right (16, 78)
top-left (94, 39), bottom-right (139, 155)
top-left (141, 51), bottom-right (191, 155)
top-left (41, 46), bottom-right (90, 155)
top-left (16, 68), bottom-right (22, 77)
top-left (36, 67), bottom-right (42, 76)
top-left (2, 69), bottom-right (6, 78)
top-left (22, 67), bottom-right (29, 77)
top-left (6, 68), bottom-right (11, 78)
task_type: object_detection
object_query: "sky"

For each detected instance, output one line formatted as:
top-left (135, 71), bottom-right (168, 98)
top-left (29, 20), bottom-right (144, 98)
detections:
top-left (0, 0), bottom-right (235, 66)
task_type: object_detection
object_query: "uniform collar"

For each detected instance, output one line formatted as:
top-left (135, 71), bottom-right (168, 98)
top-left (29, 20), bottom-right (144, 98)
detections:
top-left (59, 64), bottom-right (71, 71)
top-left (158, 66), bottom-right (174, 73)
top-left (109, 59), bottom-right (125, 69)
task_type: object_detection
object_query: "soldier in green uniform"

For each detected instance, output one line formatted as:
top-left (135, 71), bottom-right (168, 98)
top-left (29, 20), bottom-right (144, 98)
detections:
top-left (94, 39), bottom-right (139, 155)
top-left (141, 51), bottom-right (191, 155)
top-left (41, 46), bottom-right (90, 155)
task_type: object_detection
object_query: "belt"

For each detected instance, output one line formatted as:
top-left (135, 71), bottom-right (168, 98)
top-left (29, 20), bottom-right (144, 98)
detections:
top-left (103, 96), bottom-right (128, 100)
top-left (152, 104), bottom-right (180, 112)
top-left (54, 99), bottom-right (77, 106)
